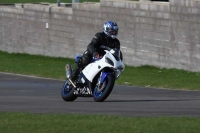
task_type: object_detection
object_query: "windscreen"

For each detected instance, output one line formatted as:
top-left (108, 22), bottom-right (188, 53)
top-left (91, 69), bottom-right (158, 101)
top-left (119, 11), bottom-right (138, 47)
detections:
top-left (112, 49), bottom-right (121, 61)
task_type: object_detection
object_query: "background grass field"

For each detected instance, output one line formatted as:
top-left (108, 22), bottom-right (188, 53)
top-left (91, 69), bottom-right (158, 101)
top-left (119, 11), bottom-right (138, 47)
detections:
top-left (0, 50), bottom-right (200, 90)
top-left (0, 0), bottom-right (139, 4)
top-left (0, 0), bottom-right (98, 4)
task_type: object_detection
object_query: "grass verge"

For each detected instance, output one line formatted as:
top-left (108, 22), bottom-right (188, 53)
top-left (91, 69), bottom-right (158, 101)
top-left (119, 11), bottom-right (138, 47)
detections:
top-left (0, 112), bottom-right (200, 133)
top-left (0, 50), bottom-right (200, 90)
top-left (0, 0), bottom-right (98, 4)
top-left (0, 0), bottom-right (139, 4)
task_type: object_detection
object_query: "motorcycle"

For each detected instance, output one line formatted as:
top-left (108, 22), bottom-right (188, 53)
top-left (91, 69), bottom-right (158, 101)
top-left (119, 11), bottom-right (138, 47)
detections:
top-left (61, 46), bottom-right (125, 102)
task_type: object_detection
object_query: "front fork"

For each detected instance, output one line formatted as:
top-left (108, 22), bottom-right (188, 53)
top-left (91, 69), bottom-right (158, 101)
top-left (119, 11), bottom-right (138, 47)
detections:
top-left (96, 71), bottom-right (113, 91)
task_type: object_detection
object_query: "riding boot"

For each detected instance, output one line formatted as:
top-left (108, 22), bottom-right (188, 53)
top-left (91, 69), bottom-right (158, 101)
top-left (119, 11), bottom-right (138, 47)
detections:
top-left (69, 53), bottom-right (90, 83)
top-left (70, 67), bottom-right (80, 82)
top-left (69, 57), bottom-right (82, 82)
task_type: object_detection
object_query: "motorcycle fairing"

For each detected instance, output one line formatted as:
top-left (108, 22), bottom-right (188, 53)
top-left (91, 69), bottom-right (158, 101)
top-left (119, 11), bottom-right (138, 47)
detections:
top-left (82, 50), bottom-right (120, 82)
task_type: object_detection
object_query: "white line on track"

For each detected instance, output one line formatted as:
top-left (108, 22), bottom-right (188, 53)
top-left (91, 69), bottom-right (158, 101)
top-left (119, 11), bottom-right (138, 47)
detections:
top-left (0, 72), bottom-right (65, 81)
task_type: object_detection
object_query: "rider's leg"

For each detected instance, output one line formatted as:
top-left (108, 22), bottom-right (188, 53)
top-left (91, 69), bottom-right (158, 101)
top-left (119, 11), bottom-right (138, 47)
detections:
top-left (70, 50), bottom-right (92, 82)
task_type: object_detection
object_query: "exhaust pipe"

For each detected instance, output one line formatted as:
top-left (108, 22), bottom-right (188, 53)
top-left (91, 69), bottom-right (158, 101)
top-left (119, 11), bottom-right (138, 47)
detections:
top-left (65, 64), bottom-right (76, 88)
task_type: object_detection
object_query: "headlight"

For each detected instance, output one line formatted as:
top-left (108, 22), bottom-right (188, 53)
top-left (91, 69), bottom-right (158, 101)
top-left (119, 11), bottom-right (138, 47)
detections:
top-left (115, 69), bottom-right (121, 79)
top-left (118, 65), bottom-right (125, 71)
top-left (105, 57), bottom-right (114, 66)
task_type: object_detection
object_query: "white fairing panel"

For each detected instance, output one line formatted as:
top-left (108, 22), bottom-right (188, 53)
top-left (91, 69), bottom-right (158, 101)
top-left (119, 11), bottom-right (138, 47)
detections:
top-left (82, 50), bottom-right (125, 82)
top-left (82, 56), bottom-right (112, 82)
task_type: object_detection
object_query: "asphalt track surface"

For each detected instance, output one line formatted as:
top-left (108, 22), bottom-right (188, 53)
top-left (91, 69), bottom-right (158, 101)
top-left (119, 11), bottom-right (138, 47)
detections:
top-left (0, 72), bottom-right (200, 117)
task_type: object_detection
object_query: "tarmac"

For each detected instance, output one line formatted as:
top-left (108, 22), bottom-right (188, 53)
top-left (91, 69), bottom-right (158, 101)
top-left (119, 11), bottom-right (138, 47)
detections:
top-left (0, 72), bottom-right (200, 117)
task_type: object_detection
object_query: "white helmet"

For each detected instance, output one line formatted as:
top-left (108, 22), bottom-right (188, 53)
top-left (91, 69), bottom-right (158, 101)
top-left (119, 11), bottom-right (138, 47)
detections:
top-left (103, 21), bottom-right (118, 39)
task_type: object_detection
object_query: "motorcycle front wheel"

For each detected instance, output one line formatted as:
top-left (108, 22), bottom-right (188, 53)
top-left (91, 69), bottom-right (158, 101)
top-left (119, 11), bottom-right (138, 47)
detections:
top-left (61, 80), bottom-right (77, 101)
top-left (93, 74), bottom-right (115, 102)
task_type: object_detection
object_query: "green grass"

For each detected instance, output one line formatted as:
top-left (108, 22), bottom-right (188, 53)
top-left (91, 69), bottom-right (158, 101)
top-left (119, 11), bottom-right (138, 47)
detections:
top-left (0, 0), bottom-right (99, 4)
top-left (0, 51), bottom-right (72, 80)
top-left (0, 50), bottom-right (200, 90)
top-left (121, 65), bottom-right (200, 90)
top-left (0, 0), bottom-right (139, 4)
top-left (0, 112), bottom-right (200, 133)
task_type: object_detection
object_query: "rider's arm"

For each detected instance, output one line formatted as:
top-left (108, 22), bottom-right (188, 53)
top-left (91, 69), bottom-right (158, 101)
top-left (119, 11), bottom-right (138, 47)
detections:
top-left (87, 33), bottom-right (101, 57)
top-left (115, 39), bottom-right (120, 50)
top-left (116, 39), bottom-right (123, 61)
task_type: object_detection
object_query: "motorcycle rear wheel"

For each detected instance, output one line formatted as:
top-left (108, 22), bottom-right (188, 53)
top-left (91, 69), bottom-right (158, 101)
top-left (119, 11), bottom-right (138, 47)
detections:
top-left (93, 74), bottom-right (115, 102)
top-left (61, 80), bottom-right (77, 101)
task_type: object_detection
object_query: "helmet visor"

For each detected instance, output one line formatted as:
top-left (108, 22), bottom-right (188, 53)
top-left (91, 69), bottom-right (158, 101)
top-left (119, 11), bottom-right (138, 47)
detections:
top-left (109, 29), bottom-right (118, 36)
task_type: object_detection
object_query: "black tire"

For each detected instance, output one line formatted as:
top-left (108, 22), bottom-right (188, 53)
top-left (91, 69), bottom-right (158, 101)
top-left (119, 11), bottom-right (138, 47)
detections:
top-left (93, 74), bottom-right (115, 102)
top-left (61, 80), bottom-right (77, 101)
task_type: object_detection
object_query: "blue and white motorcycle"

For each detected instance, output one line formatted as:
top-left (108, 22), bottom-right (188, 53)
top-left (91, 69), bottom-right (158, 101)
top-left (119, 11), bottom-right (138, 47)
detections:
top-left (61, 46), bottom-right (125, 102)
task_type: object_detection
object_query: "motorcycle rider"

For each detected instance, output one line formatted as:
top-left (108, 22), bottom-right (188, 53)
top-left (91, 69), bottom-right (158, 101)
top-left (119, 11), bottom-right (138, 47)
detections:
top-left (69, 21), bottom-right (122, 83)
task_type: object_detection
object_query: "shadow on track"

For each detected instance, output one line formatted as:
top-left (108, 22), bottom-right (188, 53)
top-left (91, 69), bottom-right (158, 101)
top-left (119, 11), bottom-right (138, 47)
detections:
top-left (65, 98), bottom-right (200, 103)
top-left (104, 99), bottom-right (199, 102)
